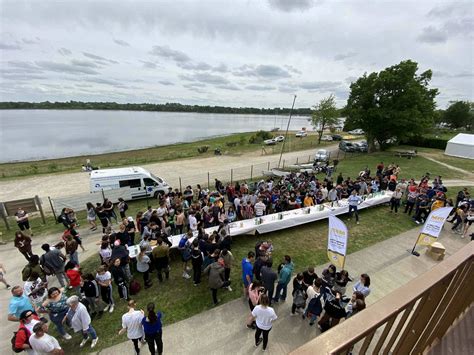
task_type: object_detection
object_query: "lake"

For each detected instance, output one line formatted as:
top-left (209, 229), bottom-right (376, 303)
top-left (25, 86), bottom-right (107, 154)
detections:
top-left (0, 110), bottom-right (312, 162)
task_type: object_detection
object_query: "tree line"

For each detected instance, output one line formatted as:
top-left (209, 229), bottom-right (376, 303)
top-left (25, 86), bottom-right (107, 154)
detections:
top-left (0, 101), bottom-right (314, 116)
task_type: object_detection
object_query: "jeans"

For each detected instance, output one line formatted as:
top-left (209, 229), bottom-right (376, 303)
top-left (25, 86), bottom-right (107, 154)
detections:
top-left (50, 309), bottom-right (68, 336)
top-left (145, 332), bottom-right (163, 355)
top-left (131, 338), bottom-right (142, 354)
top-left (390, 198), bottom-right (400, 213)
top-left (100, 285), bottom-right (114, 306)
top-left (274, 282), bottom-right (287, 301)
top-left (19, 250), bottom-right (33, 261)
top-left (211, 280), bottom-right (231, 304)
top-left (55, 271), bottom-right (68, 288)
top-left (255, 326), bottom-right (271, 350)
top-left (348, 205), bottom-right (359, 222)
top-left (193, 265), bottom-right (201, 284)
top-left (85, 296), bottom-right (104, 313)
top-left (83, 325), bottom-right (97, 340)
top-left (69, 251), bottom-right (79, 265)
top-left (405, 201), bottom-right (415, 215)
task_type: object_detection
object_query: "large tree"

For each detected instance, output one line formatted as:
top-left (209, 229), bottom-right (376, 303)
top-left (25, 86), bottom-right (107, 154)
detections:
top-left (311, 94), bottom-right (339, 144)
top-left (443, 101), bottom-right (473, 130)
top-left (344, 60), bottom-right (438, 151)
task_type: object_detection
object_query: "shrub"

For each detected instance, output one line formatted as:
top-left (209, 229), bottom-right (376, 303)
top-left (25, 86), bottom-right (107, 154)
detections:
top-left (197, 145), bottom-right (209, 153)
top-left (249, 130), bottom-right (273, 144)
top-left (400, 136), bottom-right (448, 150)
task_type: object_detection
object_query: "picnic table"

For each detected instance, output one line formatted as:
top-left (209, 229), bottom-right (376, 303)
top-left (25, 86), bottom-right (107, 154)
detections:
top-left (394, 150), bottom-right (417, 159)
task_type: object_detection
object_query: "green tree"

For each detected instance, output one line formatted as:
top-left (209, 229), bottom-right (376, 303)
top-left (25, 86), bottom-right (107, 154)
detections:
top-left (344, 60), bottom-right (438, 151)
top-left (443, 101), bottom-right (473, 130)
top-left (311, 94), bottom-right (339, 144)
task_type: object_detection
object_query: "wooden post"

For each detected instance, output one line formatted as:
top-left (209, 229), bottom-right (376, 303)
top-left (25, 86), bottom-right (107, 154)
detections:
top-left (296, 157), bottom-right (299, 165)
top-left (48, 196), bottom-right (57, 223)
top-left (207, 172), bottom-right (210, 189)
top-left (0, 203), bottom-right (10, 230)
top-left (101, 189), bottom-right (105, 201)
top-left (267, 162), bottom-right (270, 170)
top-left (250, 165), bottom-right (253, 180)
top-left (283, 159), bottom-right (286, 168)
top-left (35, 195), bottom-right (46, 224)
top-left (230, 169), bottom-right (233, 184)
top-left (179, 177), bottom-right (182, 193)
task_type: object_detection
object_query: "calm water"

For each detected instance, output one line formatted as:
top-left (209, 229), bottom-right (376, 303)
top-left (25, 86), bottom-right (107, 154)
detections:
top-left (0, 110), bottom-right (311, 162)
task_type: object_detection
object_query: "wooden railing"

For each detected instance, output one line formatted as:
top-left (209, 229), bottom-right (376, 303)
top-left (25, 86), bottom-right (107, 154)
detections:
top-left (291, 242), bottom-right (474, 355)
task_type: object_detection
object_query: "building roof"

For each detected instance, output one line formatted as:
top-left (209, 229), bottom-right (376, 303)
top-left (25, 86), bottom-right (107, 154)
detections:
top-left (447, 133), bottom-right (474, 146)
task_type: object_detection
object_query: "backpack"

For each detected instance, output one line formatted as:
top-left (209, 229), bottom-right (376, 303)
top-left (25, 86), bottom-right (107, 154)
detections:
top-left (11, 327), bottom-right (28, 353)
top-left (293, 289), bottom-right (306, 308)
top-left (129, 279), bottom-right (141, 295)
top-left (307, 293), bottom-right (324, 317)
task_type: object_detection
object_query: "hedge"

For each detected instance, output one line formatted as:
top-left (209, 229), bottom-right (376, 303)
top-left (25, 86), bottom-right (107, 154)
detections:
top-left (400, 136), bottom-right (448, 150)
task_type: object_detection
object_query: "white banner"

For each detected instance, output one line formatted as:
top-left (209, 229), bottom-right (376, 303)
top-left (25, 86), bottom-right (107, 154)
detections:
top-left (417, 206), bottom-right (453, 246)
top-left (328, 215), bottom-right (348, 256)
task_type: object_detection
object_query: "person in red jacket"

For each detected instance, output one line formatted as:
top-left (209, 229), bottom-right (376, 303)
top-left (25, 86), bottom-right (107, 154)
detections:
top-left (14, 310), bottom-right (41, 353)
top-left (65, 261), bottom-right (82, 296)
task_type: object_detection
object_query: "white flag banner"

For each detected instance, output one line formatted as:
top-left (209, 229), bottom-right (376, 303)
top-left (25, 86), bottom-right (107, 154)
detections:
top-left (417, 206), bottom-right (453, 246)
top-left (327, 215), bottom-right (349, 268)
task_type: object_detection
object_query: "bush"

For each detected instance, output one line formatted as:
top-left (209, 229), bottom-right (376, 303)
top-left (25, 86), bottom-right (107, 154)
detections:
top-left (400, 136), bottom-right (448, 150)
top-left (225, 141), bottom-right (238, 147)
top-left (249, 130), bottom-right (273, 144)
top-left (197, 145), bottom-right (209, 153)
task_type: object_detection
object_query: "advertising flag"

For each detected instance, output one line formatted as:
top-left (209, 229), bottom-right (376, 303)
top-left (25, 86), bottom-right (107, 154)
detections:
top-left (327, 215), bottom-right (348, 268)
top-left (416, 207), bottom-right (453, 246)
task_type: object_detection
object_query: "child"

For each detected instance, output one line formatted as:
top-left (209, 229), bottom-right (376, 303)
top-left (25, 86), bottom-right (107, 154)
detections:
top-left (0, 263), bottom-right (12, 289)
top-left (81, 273), bottom-right (104, 318)
top-left (65, 261), bottom-right (82, 295)
top-left (96, 265), bottom-right (114, 313)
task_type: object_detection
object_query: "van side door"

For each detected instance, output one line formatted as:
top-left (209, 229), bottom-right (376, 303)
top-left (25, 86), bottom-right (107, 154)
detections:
top-left (119, 178), bottom-right (144, 199)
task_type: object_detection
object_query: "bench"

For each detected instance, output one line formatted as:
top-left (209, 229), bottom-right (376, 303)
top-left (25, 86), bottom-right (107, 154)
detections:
top-left (394, 150), bottom-right (417, 159)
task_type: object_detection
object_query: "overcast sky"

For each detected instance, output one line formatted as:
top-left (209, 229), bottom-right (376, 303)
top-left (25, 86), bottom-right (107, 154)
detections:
top-left (0, 0), bottom-right (472, 108)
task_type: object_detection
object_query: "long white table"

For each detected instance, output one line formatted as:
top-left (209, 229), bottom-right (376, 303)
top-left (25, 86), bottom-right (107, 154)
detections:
top-left (127, 191), bottom-right (393, 257)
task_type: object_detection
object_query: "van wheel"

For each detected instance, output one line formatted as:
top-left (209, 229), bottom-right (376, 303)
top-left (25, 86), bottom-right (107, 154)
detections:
top-left (153, 192), bottom-right (159, 199)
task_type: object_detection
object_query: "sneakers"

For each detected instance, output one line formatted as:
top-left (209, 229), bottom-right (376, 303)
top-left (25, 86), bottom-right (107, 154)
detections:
top-left (356, 221), bottom-right (360, 225)
top-left (80, 337), bottom-right (89, 348)
top-left (186, 266), bottom-right (192, 271)
top-left (6, 284), bottom-right (11, 290)
top-left (227, 286), bottom-right (233, 292)
top-left (63, 334), bottom-right (72, 340)
top-left (182, 272), bottom-right (191, 279)
top-left (109, 304), bottom-right (115, 313)
top-left (256, 338), bottom-right (263, 347)
top-left (290, 312), bottom-right (296, 316)
top-left (104, 304), bottom-right (110, 312)
top-left (91, 337), bottom-right (98, 349)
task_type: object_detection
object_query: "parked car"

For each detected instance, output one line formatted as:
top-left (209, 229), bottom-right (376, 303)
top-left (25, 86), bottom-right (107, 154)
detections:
top-left (274, 135), bottom-right (285, 142)
top-left (314, 149), bottom-right (330, 162)
top-left (264, 138), bottom-right (277, 145)
top-left (339, 140), bottom-right (356, 152)
top-left (348, 128), bottom-right (365, 135)
top-left (295, 130), bottom-right (308, 137)
top-left (320, 135), bottom-right (333, 141)
top-left (331, 134), bottom-right (343, 141)
top-left (353, 141), bottom-right (368, 152)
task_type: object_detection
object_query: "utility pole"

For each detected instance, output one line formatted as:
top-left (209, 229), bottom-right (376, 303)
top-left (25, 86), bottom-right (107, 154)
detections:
top-left (278, 95), bottom-right (297, 168)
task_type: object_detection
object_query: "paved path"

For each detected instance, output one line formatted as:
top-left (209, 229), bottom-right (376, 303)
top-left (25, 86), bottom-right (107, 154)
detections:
top-left (97, 227), bottom-right (470, 355)
top-left (0, 145), bottom-right (342, 201)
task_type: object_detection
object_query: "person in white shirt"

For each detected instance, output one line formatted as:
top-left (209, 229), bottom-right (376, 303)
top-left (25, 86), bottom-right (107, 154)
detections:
top-left (28, 321), bottom-right (63, 355)
top-left (251, 294), bottom-right (277, 351)
top-left (188, 212), bottom-right (198, 232)
top-left (347, 190), bottom-right (362, 224)
top-left (65, 296), bottom-right (98, 349)
top-left (119, 299), bottom-right (145, 354)
top-left (254, 199), bottom-right (266, 217)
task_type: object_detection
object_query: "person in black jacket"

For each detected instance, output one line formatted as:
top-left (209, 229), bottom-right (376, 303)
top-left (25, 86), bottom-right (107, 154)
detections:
top-left (109, 258), bottom-right (129, 301)
top-left (291, 273), bottom-right (306, 315)
top-left (253, 254), bottom-right (267, 282)
top-left (260, 260), bottom-right (277, 304)
top-left (191, 239), bottom-right (204, 286)
top-left (318, 291), bottom-right (347, 332)
top-left (81, 273), bottom-right (104, 318)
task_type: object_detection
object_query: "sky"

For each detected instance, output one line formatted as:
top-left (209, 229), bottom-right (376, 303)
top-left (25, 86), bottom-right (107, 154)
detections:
top-left (0, 0), bottom-right (473, 109)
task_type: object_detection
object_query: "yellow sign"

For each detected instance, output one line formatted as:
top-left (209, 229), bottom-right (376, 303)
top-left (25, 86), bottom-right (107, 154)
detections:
top-left (327, 250), bottom-right (345, 269)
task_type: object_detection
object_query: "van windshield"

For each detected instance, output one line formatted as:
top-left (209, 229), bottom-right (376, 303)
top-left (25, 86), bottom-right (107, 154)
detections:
top-left (150, 173), bottom-right (163, 184)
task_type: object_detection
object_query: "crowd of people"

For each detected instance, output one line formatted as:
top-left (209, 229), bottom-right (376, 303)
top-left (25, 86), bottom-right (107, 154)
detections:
top-left (3, 159), bottom-right (473, 354)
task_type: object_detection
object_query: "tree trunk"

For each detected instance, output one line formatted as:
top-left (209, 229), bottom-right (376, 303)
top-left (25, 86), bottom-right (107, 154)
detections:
top-left (367, 134), bottom-right (377, 153)
top-left (318, 123), bottom-right (325, 144)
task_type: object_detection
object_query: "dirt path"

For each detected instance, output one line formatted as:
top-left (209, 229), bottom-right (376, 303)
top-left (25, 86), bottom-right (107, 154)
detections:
top-left (420, 154), bottom-right (474, 178)
top-left (0, 145), bottom-right (340, 201)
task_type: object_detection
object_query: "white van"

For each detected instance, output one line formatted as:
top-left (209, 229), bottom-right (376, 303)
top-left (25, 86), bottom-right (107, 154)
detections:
top-left (90, 167), bottom-right (170, 199)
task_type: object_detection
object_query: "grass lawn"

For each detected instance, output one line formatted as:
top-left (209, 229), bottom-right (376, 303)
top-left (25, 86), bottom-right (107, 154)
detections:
top-left (0, 131), bottom-right (331, 180)
top-left (47, 185), bottom-right (472, 353)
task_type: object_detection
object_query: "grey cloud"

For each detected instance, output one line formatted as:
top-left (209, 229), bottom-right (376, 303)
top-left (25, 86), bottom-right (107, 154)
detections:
top-left (114, 39), bottom-right (130, 46)
top-left (58, 48), bottom-right (72, 56)
top-left (344, 76), bottom-right (358, 84)
top-left (150, 45), bottom-right (191, 63)
top-left (158, 80), bottom-right (174, 86)
top-left (234, 64), bottom-right (291, 79)
top-left (278, 86), bottom-right (296, 93)
top-left (82, 77), bottom-right (140, 89)
top-left (268, 0), bottom-right (318, 12)
top-left (299, 81), bottom-right (342, 91)
top-left (334, 52), bottom-right (357, 61)
top-left (7, 61), bottom-right (43, 73)
top-left (417, 26), bottom-right (448, 43)
top-left (70, 59), bottom-right (101, 68)
top-left (452, 71), bottom-right (474, 78)
top-left (184, 82), bottom-right (207, 88)
top-left (213, 63), bottom-right (228, 73)
top-left (216, 84), bottom-right (240, 91)
top-left (245, 85), bottom-right (275, 91)
top-left (83, 52), bottom-right (119, 64)
top-left (178, 61), bottom-right (212, 71)
top-left (35, 61), bottom-right (99, 75)
top-left (427, 3), bottom-right (471, 18)
top-left (141, 61), bottom-right (158, 69)
top-left (0, 42), bottom-right (21, 50)
top-left (181, 73), bottom-right (230, 85)
top-left (284, 65), bottom-right (302, 75)
top-left (0, 71), bottom-right (47, 81)
top-left (21, 37), bottom-right (40, 44)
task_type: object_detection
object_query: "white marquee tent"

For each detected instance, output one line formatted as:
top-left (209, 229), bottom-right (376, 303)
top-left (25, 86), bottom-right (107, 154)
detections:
top-left (444, 133), bottom-right (474, 159)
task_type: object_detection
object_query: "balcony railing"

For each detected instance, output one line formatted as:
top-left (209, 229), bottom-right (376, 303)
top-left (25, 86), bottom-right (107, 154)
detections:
top-left (291, 242), bottom-right (473, 355)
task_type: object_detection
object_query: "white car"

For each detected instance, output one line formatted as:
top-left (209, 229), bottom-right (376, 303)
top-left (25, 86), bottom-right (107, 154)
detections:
top-left (274, 135), bottom-right (285, 142)
top-left (315, 149), bottom-right (330, 161)
top-left (321, 135), bottom-right (333, 141)
top-left (295, 131), bottom-right (308, 137)
top-left (348, 129), bottom-right (365, 135)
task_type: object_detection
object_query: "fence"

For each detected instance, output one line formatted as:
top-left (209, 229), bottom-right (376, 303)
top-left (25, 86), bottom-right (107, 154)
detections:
top-left (48, 153), bottom-right (315, 216)
top-left (291, 242), bottom-right (474, 355)
top-left (0, 195), bottom-right (46, 230)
